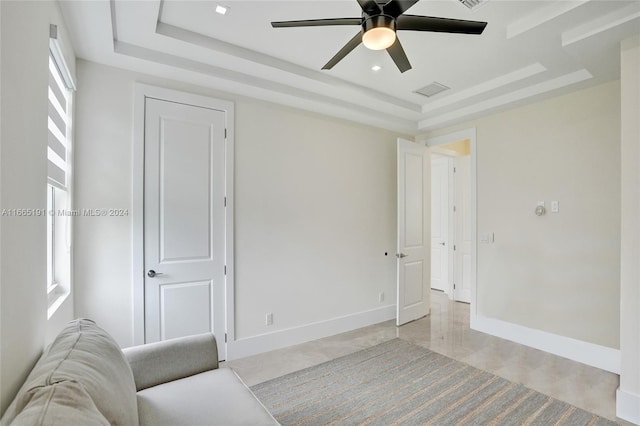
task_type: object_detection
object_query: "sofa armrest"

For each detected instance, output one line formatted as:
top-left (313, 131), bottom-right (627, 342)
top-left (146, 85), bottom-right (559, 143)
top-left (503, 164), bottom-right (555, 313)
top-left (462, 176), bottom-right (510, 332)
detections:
top-left (122, 333), bottom-right (218, 391)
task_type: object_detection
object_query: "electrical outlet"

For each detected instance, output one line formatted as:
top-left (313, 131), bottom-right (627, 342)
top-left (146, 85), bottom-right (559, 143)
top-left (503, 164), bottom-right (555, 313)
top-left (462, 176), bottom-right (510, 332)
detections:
top-left (379, 292), bottom-right (385, 303)
top-left (266, 313), bottom-right (273, 326)
top-left (551, 201), bottom-right (559, 213)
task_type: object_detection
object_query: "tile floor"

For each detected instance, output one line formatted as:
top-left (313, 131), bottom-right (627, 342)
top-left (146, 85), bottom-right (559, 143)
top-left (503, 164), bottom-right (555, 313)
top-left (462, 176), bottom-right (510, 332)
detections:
top-left (225, 290), bottom-right (626, 424)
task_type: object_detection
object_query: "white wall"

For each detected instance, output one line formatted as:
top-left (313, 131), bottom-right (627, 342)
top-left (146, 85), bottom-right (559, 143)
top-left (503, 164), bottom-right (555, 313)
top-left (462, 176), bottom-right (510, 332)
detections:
top-left (617, 35), bottom-right (640, 425)
top-left (72, 62), bottom-right (135, 347)
top-left (0, 0), bottom-right (76, 415)
top-left (73, 60), bottom-right (400, 349)
top-left (422, 81), bottom-right (621, 350)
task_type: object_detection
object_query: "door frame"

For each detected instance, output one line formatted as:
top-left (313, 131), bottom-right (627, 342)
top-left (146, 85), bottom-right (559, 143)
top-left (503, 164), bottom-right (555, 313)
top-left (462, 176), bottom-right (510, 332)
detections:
top-left (132, 83), bottom-right (235, 351)
top-left (422, 128), bottom-right (478, 318)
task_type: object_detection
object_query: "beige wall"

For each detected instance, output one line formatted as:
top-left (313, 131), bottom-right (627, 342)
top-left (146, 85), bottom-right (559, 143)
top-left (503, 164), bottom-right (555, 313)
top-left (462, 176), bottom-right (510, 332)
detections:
top-left (73, 60), bottom-right (401, 347)
top-left (234, 99), bottom-right (398, 338)
top-left (0, 0), bottom-right (76, 415)
top-left (618, 35), bottom-right (640, 423)
top-left (423, 81), bottom-right (621, 349)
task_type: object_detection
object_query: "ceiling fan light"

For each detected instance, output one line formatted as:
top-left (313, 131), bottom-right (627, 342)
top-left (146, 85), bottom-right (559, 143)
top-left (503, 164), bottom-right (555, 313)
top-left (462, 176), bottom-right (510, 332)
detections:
top-left (363, 27), bottom-right (396, 50)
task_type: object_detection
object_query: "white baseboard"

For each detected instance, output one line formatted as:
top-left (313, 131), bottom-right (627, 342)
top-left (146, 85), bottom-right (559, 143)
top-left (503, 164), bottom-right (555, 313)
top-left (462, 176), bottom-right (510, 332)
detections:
top-left (226, 305), bottom-right (396, 360)
top-left (617, 388), bottom-right (640, 425)
top-left (471, 315), bottom-right (620, 374)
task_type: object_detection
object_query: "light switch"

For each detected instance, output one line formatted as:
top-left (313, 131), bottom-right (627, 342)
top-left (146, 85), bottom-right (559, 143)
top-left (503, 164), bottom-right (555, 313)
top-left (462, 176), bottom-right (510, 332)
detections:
top-left (480, 234), bottom-right (490, 244)
top-left (551, 201), bottom-right (559, 213)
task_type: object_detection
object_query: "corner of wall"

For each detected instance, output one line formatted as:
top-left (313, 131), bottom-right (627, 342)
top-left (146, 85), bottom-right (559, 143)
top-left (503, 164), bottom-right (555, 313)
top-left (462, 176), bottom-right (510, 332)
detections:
top-left (0, 0), bottom-right (3, 416)
top-left (617, 388), bottom-right (640, 425)
top-left (617, 34), bottom-right (640, 426)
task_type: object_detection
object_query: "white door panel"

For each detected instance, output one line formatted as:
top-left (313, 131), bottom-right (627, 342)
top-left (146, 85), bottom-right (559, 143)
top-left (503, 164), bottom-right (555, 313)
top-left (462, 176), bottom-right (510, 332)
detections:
top-left (403, 260), bottom-right (426, 306)
top-left (454, 155), bottom-right (472, 303)
top-left (160, 281), bottom-right (212, 340)
top-left (405, 153), bottom-right (425, 248)
top-left (431, 250), bottom-right (443, 287)
top-left (430, 155), bottom-right (449, 293)
top-left (397, 139), bottom-right (430, 326)
top-left (144, 98), bottom-right (226, 358)
top-left (159, 118), bottom-right (214, 262)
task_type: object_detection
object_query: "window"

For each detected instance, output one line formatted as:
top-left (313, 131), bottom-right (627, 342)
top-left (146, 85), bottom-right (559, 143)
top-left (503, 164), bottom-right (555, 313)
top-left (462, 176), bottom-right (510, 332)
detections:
top-left (47, 25), bottom-right (75, 317)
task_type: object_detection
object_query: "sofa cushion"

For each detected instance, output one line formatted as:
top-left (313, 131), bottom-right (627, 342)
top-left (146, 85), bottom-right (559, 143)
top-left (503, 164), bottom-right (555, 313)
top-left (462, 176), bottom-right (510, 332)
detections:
top-left (136, 368), bottom-right (279, 426)
top-left (124, 332), bottom-right (218, 391)
top-left (9, 319), bottom-right (138, 426)
top-left (10, 381), bottom-right (109, 426)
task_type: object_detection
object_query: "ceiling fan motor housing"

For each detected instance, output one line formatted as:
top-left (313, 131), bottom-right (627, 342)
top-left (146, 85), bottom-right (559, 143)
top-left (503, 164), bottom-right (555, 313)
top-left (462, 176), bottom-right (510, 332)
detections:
top-left (363, 14), bottom-right (397, 34)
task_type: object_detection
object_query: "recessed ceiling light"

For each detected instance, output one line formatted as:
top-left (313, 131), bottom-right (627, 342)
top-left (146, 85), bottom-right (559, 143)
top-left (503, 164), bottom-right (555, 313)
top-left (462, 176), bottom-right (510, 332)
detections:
top-left (215, 4), bottom-right (228, 15)
top-left (371, 65), bottom-right (382, 72)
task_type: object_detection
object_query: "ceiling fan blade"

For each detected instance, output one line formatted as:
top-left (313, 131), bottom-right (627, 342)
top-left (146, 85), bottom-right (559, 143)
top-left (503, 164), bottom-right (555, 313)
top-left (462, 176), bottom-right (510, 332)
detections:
top-left (397, 15), bottom-right (487, 34)
top-left (322, 31), bottom-right (363, 70)
top-left (383, 0), bottom-right (420, 18)
top-left (357, 0), bottom-right (382, 15)
top-left (386, 38), bottom-right (412, 73)
top-left (271, 18), bottom-right (362, 28)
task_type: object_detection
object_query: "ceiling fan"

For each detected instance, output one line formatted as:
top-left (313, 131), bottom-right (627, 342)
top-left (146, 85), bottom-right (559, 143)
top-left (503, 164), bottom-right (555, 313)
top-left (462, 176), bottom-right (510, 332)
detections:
top-left (271, 0), bottom-right (488, 73)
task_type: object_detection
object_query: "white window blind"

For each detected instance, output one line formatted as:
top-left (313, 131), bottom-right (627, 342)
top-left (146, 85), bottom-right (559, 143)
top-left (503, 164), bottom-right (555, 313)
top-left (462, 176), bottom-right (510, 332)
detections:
top-left (47, 24), bottom-right (75, 316)
top-left (47, 43), bottom-right (72, 189)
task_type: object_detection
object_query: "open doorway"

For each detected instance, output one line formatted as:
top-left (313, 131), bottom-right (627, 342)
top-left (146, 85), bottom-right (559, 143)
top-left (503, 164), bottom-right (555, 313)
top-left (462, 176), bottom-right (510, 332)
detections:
top-left (425, 130), bottom-right (476, 307)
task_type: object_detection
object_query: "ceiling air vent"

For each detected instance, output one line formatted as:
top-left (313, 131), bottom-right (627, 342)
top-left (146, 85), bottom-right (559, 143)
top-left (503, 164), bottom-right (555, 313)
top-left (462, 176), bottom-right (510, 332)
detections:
top-left (458, 0), bottom-right (488, 10)
top-left (414, 82), bottom-right (450, 98)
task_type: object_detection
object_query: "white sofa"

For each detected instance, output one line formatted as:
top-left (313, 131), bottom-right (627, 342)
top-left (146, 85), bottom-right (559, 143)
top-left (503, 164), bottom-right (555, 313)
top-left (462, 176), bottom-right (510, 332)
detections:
top-left (1, 319), bottom-right (279, 425)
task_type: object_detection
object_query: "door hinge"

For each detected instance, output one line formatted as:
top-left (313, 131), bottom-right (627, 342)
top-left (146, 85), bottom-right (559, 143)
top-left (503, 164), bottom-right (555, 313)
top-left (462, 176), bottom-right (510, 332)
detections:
top-left (454, 245), bottom-right (457, 251)
top-left (454, 167), bottom-right (456, 173)
top-left (453, 205), bottom-right (457, 213)
top-left (224, 196), bottom-right (227, 207)
top-left (454, 283), bottom-right (456, 289)
top-left (225, 333), bottom-right (228, 343)
top-left (224, 128), bottom-right (227, 139)
top-left (224, 265), bottom-right (227, 275)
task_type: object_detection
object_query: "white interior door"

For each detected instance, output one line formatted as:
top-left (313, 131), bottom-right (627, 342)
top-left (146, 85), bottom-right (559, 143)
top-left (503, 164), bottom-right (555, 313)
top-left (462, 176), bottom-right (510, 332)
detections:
top-left (397, 139), bottom-right (430, 326)
top-left (430, 155), bottom-right (450, 293)
top-left (144, 97), bottom-right (227, 359)
top-left (454, 155), bottom-right (472, 303)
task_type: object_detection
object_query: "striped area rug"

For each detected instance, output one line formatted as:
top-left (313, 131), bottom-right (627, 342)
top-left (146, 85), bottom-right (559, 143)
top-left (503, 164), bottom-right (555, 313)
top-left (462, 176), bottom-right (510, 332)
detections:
top-left (251, 339), bottom-right (617, 426)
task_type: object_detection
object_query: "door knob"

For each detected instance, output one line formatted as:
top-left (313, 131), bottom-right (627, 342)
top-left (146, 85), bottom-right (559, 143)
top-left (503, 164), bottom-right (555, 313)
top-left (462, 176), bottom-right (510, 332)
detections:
top-left (439, 242), bottom-right (446, 246)
top-left (147, 269), bottom-right (163, 278)
top-left (396, 253), bottom-right (408, 259)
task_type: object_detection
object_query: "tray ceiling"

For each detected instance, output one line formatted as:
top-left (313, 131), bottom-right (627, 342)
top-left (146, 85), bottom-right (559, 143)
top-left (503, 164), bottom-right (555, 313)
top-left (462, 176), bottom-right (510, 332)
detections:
top-left (60, 0), bottom-right (640, 134)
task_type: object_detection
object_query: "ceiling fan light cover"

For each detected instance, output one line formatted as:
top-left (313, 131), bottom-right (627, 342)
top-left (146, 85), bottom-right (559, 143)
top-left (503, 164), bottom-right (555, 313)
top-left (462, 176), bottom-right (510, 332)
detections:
top-left (363, 26), bottom-right (396, 50)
